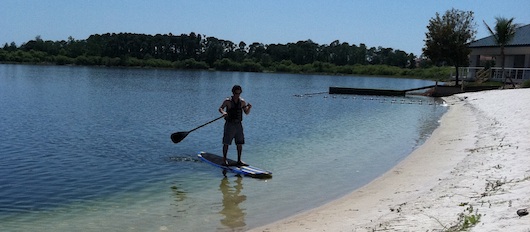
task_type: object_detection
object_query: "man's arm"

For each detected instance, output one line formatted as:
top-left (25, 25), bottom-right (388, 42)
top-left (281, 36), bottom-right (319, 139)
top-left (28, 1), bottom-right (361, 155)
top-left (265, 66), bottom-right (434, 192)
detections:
top-left (242, 100), bottom-right (252, 114)
top-left (219, 100), bottom-right (229, 116)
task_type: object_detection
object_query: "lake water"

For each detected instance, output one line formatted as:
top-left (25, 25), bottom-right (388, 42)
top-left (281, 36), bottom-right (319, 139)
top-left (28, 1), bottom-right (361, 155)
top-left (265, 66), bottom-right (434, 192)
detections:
top-left (0, 64), bottom-right (446, 231)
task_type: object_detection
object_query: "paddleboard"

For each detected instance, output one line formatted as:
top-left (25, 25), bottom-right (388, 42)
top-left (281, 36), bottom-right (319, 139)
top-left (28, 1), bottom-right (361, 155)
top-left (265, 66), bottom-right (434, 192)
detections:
top-left (198, 152), bottom-right (272, 179)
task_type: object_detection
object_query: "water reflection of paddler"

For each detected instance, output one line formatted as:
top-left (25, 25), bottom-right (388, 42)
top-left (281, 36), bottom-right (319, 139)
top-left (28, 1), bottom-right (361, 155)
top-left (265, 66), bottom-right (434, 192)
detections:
top-left (219, 175), bottom-right (246, 229)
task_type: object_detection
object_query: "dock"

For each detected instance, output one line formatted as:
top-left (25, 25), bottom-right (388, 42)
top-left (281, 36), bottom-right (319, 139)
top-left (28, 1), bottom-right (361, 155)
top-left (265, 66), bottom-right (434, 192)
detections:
top-left (329, 85), bottom-right (436, 96)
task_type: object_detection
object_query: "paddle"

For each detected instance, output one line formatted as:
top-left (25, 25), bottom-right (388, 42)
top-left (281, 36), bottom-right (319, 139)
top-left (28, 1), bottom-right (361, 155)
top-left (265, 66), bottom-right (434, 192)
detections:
top-left (171, 115), bottom-right (225, 143)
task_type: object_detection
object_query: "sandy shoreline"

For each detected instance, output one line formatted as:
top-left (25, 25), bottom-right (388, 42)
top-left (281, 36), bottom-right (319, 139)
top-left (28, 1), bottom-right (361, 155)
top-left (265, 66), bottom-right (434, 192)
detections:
top-left (250, 89), bottom-right (530, 231)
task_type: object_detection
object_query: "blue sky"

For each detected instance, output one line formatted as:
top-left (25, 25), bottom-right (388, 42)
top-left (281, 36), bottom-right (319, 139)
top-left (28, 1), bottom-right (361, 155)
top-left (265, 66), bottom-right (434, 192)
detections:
top-left (2, 0), bottom-right (529, 56)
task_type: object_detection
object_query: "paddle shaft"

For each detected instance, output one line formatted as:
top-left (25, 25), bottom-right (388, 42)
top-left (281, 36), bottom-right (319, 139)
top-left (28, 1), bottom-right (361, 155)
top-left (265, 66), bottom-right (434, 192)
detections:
top-left (188, 115), bottom-right (224, 133)
top-left (190, 104), bottom-right (250, 132)
top-left (171, 105), bottom-right (250, 143)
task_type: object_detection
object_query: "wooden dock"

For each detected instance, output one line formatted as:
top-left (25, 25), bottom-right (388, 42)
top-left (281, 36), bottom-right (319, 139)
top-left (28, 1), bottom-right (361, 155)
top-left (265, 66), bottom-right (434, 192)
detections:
top-left (329, 85), bottom-right (436, 96)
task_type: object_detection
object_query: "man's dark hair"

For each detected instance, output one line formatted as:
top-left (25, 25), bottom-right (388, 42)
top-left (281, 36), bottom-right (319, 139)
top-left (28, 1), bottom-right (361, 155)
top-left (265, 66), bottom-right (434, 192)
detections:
top-left (232, 85), bottom-right (242, 94)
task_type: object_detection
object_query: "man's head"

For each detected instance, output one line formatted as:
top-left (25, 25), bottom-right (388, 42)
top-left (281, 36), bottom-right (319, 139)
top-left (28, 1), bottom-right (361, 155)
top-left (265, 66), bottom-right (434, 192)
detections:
top-left (232, 85), bottom-right (242, 95)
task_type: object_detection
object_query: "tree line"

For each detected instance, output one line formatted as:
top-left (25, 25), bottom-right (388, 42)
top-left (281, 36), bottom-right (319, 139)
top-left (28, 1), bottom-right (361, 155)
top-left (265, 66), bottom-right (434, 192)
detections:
top-left (0, 32), bottom-right (434, 72)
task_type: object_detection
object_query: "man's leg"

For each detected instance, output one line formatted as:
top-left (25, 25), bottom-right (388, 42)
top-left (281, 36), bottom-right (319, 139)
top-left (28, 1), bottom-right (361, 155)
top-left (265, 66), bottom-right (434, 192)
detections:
top-left (236, 144), bottom-right (243, 162)
top-left (236, 144), bottom-right (247, 166)
top-left (235, 123), bottom-right (246, 165)
top-left (223, 144), bottom-right (229, 165)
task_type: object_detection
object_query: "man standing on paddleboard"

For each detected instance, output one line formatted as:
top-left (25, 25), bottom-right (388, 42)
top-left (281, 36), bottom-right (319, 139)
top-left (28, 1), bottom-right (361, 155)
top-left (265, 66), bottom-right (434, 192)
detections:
top-left (219, 85), bottom-right (252, 166)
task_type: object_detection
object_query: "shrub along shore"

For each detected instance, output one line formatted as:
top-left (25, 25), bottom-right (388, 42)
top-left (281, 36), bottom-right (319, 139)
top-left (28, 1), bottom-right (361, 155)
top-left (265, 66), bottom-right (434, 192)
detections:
top-left (0, 50), bottom-right (452, 81)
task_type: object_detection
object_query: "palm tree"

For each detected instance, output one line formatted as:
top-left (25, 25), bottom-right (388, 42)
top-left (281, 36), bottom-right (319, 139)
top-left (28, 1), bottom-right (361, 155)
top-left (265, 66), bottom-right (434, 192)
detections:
top-left (484, 17), bottom-right (518, 87)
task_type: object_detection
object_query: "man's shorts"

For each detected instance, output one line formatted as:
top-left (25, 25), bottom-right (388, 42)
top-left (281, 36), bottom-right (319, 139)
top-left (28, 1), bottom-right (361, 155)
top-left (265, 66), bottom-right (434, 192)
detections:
top-left (223, 121), bottom-right (245, 145)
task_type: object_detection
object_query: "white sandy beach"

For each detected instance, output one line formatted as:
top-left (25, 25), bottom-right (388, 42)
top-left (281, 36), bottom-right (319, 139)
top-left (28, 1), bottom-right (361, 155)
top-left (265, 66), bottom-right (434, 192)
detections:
top-left (250, 88), bottom-right (530, 231)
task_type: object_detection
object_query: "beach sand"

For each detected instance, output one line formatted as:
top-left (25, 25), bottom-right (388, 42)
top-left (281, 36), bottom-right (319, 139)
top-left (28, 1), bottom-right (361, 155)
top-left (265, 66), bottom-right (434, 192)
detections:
top-left (250, 89), bottom-right (530, 231)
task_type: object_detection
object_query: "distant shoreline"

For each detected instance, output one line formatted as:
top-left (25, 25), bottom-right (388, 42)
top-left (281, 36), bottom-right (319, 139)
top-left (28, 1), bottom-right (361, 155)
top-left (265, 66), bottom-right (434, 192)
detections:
top-left (0, 57), bottom-right (453, 81)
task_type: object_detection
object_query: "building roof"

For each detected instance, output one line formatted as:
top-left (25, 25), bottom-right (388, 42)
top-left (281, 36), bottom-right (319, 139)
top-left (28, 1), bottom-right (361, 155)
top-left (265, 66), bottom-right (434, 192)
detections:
top-left (469, 24), bottom-right (530, 48)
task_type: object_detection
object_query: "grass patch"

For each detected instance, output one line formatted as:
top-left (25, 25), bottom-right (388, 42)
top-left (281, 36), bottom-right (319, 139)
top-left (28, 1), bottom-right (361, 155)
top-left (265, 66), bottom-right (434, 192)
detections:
top-left (444, 204), bottom-right (482, 231)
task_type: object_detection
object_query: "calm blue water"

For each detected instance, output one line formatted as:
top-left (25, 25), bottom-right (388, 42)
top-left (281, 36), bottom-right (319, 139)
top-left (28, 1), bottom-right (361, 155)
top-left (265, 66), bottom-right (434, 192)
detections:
top-left (0, 64), bottom-right (446, 231)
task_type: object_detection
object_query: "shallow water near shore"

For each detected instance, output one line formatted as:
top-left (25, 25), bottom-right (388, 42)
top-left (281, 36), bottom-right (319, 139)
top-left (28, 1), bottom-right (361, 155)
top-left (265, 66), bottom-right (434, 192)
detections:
top-left (0, 64), bottom-right (446, 231)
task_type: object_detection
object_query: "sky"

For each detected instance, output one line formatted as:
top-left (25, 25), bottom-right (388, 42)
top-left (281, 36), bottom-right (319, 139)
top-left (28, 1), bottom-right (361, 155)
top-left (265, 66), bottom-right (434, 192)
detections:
top-left (2, 0), bottom-right (529, 56)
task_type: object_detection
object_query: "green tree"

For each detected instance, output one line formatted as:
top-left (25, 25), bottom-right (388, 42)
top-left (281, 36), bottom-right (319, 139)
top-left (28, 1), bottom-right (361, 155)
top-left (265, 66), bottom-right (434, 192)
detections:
top-left (484, 17), bottom-right (518, 87)
top-left (423, 8), bottom-right (477, 85)
top-left (184, 32), bottom-right (202, 60)
top-left (3, 42), bottom-right (18, 52)
top-left (225, 41), bottom-right (246, 62)
top-left (289, 40), bottom-right (318, 65)
top-left (353, 43), bottom-right (368, 65)
top-left (203, 36), bottom-right (224, 65)
top-left (266, 43), bottom-right (290, 62)
top-left (248, 42), bottom-right (266, 61)
top-left (330, 41), bottom-right (352, 66)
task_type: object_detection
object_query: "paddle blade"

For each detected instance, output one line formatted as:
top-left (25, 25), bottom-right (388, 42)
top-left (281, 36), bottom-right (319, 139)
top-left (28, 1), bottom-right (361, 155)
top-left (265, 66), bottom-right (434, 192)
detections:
top-left (171, 132), bottom-right (189, 143)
